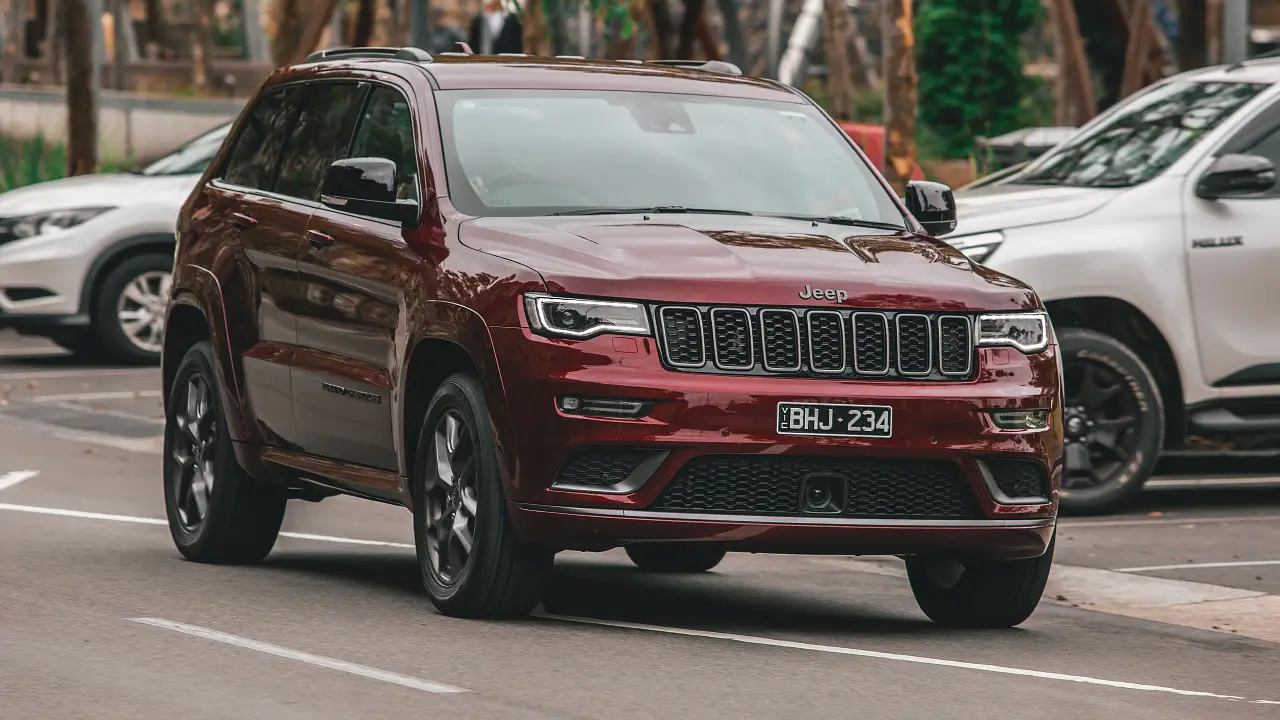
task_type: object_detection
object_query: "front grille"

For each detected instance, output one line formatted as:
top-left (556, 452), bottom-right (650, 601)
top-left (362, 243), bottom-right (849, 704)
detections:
top-left (553, 448), bottom-right (655, 488)
top-left (984, 458), bottom-right (1048, 500)
top-left (654, 305), bottom-right (975, 381)
top-left (652, 455), bottom-right (980, 519)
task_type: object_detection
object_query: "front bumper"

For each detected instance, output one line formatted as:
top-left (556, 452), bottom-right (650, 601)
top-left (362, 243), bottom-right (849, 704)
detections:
top-left (490, 327), bottom-right (1062, 558)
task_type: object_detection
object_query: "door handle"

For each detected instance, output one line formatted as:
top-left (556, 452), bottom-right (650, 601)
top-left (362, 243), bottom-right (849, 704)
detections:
top-left (306, 230), bottom-right (335, 250)
top-left (229, 212), bottom-right (257, 229)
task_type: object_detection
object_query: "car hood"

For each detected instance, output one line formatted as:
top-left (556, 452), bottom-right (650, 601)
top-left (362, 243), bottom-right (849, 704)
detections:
top-left (951, 183), bottom-right (1124, 236)
top-left (461, 216), bottom-right (1037, 312)
top-left (0, 173), bottom-right (199, 215)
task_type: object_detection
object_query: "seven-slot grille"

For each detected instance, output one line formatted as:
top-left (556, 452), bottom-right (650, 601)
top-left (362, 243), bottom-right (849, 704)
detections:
top-left (655, 305), bottom-right (975, 381)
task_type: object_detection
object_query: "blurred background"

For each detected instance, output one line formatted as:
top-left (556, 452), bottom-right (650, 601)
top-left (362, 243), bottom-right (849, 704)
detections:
top-left (0, 0), bottom-right (1271, 193)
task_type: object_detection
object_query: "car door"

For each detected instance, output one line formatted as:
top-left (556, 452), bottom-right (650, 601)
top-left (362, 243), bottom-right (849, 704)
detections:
top-left (291, 84), bottom-right (422, 476)
top-left (1184, 100), bottom-right (1280, 388)
top-left (203, 84), bottom-right (310, 448)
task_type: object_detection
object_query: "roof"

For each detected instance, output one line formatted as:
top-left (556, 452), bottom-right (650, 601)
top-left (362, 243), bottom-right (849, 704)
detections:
top-left (1176, 59), bottom-right (1280, 85)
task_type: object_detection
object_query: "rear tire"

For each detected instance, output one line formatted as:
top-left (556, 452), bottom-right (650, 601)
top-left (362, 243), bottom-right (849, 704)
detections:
top-left (625, 544), bottom-right (727, 573)
top-left (163, 341), bottom-right (286, 564)
top-left (93, 253), bottom-right (172, 365)
top-left (413, 373), bottom-right (553, 619)
top-left (906, 532), bottom-right (1055, 628)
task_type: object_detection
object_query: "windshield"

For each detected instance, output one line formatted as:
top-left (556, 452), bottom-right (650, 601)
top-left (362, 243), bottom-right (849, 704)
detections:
top-left (435, 89), bottom-right (904, 224)
top-left (140, 123), bottom-right (232, 176)
top-left (1014, 80), bottom-right (1267, 188)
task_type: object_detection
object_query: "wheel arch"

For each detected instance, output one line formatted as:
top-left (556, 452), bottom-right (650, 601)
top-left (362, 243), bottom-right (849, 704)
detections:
top-left (162, 298), bottom-right (210, 411)
top-left (79, 233), bottom-right (176, 317)
top-left (1044, 296), bottom-right (1185, 446)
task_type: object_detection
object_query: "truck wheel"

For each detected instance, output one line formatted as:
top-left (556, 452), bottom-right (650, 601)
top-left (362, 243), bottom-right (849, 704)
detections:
top-left (413, 373), bottom-right (554, 619)
top-left (163, 341), bottom-right (286, 564)
top-left (906, 532), bottom-right (1055, 628)
top-left (1057, 328), bottom-right (1165, 516)
top-left (625, 544), bottom-right (727, 573)
top-left (94, 253), bottom-right (172, 365)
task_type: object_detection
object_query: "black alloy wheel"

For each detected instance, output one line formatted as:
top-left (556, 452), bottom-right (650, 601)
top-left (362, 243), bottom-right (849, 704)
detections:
top-left (1056, 328), bottom-right (1164, 515)
top-left (422, 409), bottom-right (481, 585)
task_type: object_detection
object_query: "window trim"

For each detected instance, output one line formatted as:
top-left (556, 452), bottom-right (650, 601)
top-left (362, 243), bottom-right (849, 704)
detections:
top-left (269, 79), bottom-right (371, 202)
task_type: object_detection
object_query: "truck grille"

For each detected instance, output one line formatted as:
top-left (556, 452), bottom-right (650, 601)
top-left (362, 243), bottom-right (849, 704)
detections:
top-left (652, 455), bottom-right (980, 519)
top-left (654, 305), bottom-right (974, 381)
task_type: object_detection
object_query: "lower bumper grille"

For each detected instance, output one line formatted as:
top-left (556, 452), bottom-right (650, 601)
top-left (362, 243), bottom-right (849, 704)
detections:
top-left (983, 458), bottom-right (1049, 500)
top-left (652, 455), bottom-right (980, 519)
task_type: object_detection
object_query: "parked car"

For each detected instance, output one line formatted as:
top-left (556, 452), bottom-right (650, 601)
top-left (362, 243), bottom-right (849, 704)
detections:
top-left (163, 48), bottom-right (1063, 626)
top-left (0, 122), bottom-right (231, 363)
top-left (949, 60), bottom-right (1280, 514)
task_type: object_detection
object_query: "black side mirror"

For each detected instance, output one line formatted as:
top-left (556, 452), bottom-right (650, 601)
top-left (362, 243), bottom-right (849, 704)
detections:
top-left (904, 180), bottom-right (957, 236)
top-left (320, 157), bottom-right (420, 226)
top-left (1196, 153), bottom-right (1276, 199)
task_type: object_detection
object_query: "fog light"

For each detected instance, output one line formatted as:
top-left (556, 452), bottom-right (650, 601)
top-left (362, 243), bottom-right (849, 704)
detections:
top-left (989, 409), bottom-right (1051, 431)
top-left (560, 396), bottom-right (582, 411)
top-left (558, 396), bottom-right (651, 419)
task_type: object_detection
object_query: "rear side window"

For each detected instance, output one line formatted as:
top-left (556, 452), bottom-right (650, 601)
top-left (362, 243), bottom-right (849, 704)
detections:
top-left (275, 82), bottom-right (366, 200)
top-left (349, 87), bottom-right (420, 201)
top-left (222, 87), bottom-right (301, 190)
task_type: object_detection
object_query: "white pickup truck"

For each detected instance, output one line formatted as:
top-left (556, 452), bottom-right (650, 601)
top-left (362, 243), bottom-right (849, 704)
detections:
top-left (948, 58), bottom-right (1280, 514)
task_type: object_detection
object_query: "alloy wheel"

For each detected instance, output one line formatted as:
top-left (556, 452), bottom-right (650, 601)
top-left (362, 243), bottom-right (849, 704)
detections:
top-left (423, 410), bottom-right (480, 586)
top-left (170, 374), bottom-right (217, 532)
top-left (1061, 358), bottom-right (1143, 490)
top-left (116, 270), bottom-right (171, 354)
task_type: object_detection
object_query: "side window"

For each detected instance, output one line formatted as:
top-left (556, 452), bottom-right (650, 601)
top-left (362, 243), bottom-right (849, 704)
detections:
top-left (222, 87), bottom-right (300, 189)
top-left (349, 86), bottom-right (421, 202)
top-left (1243, 126), bottom-right (1280, 197)
top-left (275, 82), bottom-right (366, 200)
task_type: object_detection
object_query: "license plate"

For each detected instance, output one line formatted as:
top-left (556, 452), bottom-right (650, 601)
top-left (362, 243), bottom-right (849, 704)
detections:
top-left (776, 402), bottom-right (893, 438)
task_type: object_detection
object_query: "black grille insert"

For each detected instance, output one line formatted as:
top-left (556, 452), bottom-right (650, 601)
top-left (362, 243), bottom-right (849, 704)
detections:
top-left (807, 311), bottom-right (846, 373)
top-left (653, 455), bottom-right (980, 519)
top-left (938, 316), bottom-right (972, 376)
top-left (659, 307), bottom-right (704, 367)
top-left (983, 458), bottom-right (1048, 500)
top-left (853, 312), bottom-right (889, 374)
top-left (554, 449), bottom-right (656, 488)
top-left (760, 309), bottom-right (801, 371)
top-left (711, 308), bottom-right (753, 369)
top-left (895, 314), bottom-right (932, 375)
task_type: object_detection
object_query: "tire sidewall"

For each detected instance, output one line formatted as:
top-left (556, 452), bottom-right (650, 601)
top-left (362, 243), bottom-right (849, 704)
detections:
top-left (1057, 328), bottom-right (1165, 513)
top-left (94, 253), bottom-right (173, 364)
top-left (413, 374), bottom-right (505, 606)
top-left (163, 341), bottom-right (235, 554)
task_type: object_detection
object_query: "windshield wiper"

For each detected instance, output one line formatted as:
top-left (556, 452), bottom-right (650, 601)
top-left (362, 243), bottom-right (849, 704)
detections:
top-left (551, 206), bottom-right (753, 216)
top-left (767, 214), bottom-right (906, 231)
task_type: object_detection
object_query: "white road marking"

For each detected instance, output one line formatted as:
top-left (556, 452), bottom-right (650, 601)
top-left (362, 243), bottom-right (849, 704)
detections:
top-left (1116, 560), bottom-right (1280, 573)
top-left (0, 347), bottom-right (67, 358)
top-left (1061, 515), bottom-right (1280, 529)
top-left (130, 617), bottom-right (467, 694)
top-left (1146, 476), bottom-right (1280, 489)
top-left (31, 390), bottom-right (163, 403)
top-left (538, 613), bottom-right (1276, 705)
top-left (0, 368), bottom-right (155, 381)
top-left (0, 502), bottom-right (414, 548)
top-left (0, 470), bottom-right (38, 491)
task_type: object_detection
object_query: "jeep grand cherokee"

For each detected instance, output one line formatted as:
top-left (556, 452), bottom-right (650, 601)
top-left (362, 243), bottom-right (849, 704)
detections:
top-left (162, 47), bottom-right (1064, 628)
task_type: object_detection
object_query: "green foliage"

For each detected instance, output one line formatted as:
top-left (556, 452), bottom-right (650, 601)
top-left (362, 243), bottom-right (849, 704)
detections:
top-left (916, 0), bottom-right (1043, 159)
top-left (0, 133), bottom-right (130, 193)
top-left (542, 0), bottom-right (638, 38)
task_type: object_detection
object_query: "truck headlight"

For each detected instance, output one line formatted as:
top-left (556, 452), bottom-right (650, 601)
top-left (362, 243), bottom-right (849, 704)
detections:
top-left (976, 311), bottom-right (1049, 353)
top-left (525, 293), bottom-right (651, 339)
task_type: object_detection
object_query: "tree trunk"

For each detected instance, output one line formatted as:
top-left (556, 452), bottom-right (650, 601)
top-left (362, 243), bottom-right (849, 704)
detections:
top-left (822, 0), bottom-right (854, 120)
top-left (881, 0), bottom-right (915, 195)
top-left (1119, 0), bottom-right (1153, 97)
top-left (677, 0), bottom-right (703, 59)
top-left (3, 0), bottom-right (28, 83)
top-left (695, 12), bottom-right (720, 60)
top-left (61, 0), bottom-right (97, 176)
top-left (1050, 0), bottom-right (1095, 125)
top-left (143, 0), bottom-right (160, 48)
top-left (523, 0), bottom-right (553, 56)
top-left (276, 0), bottom-right (341, 66)
top-left (353, 0), bottom-right (377, 46)
top-left (1176, 0), bottom-right (1207, 70)
top-left (715, 0), bottom-right (745, 69)
top-left (191, 0), bottom-right (218, 90)
top-left (651, 0), bottom-right (674, 57)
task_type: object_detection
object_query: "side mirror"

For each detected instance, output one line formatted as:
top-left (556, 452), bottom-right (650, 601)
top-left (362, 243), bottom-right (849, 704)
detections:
top-left (1196, 153), bottom-right (1276, 199)
top-left (904, 180), bottom-right (957, 236)
top-left (320, 157), bottom-right (420, 226)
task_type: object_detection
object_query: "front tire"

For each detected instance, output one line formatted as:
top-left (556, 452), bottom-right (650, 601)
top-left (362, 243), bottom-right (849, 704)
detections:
top-left (906, 533), bottom-right (1055, 628)
top-left (94, 253), bottom-right (173, 364)
top-left (625, 544), bottom-right (727, 573)
top-left (1057, 328), bottom-right (1165, 516)
top-left (163, 341), bottom-right (286, 564)
top-left (412, 373), bottom-right (553, 619)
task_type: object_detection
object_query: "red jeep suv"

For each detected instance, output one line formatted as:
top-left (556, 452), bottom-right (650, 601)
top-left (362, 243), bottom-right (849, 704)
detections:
top-left (162, 47), bottom-right (1064, 628)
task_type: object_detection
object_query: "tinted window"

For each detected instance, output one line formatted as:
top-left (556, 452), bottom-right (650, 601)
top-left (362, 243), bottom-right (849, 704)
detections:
top-left (275, 83), bottom-right (366, 200)
top-left (349, 87), bottom-right (420, 201)
top-left (1015, 80), bottom-right (1266, 188)
top-left (222, 88), bottom-right (300, 190)
top-left (435, 89), bottom-right (903, 223)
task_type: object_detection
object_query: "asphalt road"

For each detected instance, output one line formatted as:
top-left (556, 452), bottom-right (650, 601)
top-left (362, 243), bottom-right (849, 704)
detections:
top-left (2, 329), bottom-right (1278, 719)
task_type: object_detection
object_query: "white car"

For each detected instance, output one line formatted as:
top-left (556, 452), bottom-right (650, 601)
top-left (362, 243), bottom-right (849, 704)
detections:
top-left (0, 122), bottom-right (230, 363)
top-left (949, 60), bottom-right (1280, 514)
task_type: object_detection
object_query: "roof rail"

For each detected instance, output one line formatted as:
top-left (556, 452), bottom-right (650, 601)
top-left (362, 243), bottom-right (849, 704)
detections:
top-left (647, 59), bottom-right (743, 76)
top-left (303, 46), bottom-right (433, 64)
top-left (451, 42), bottom-right (474, 55)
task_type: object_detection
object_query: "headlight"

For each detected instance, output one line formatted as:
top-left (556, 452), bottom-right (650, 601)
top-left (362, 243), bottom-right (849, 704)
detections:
top-left (946, 230), bottom-right (1003, 263)
top-left (976, 311), bottom-right (1050, 353)
top-left (525, 293), bottom-right (651, 339)
top-left (0, 207), bottom-right (114, 243)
